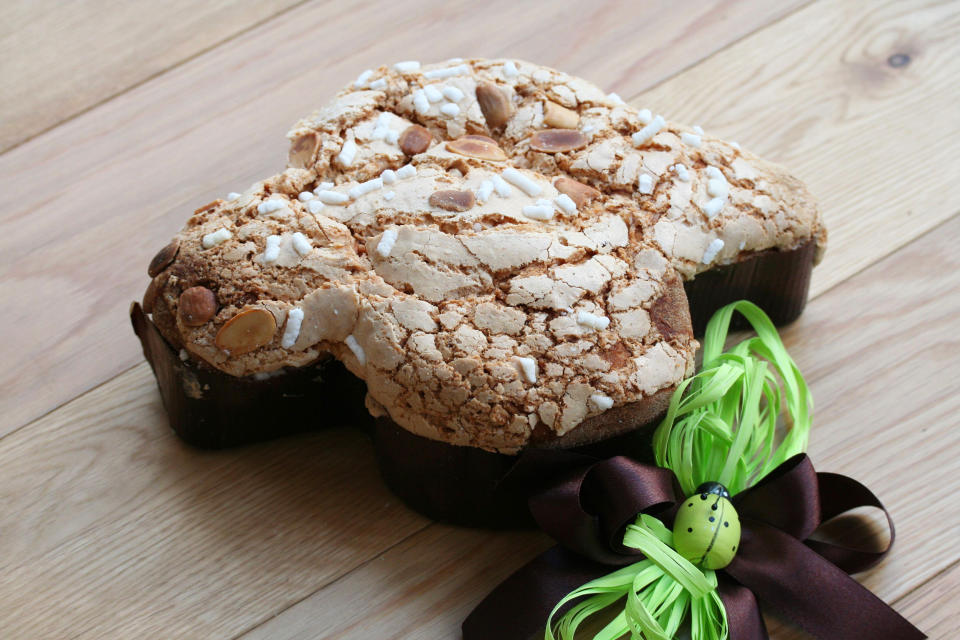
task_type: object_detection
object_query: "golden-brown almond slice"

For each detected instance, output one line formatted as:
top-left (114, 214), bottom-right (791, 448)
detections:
top-left (445, 135), bottom-right (507, 161)
top-left (289, 131), bottom-right (320, 169)
top-left (215, 308), bottom-right (276, 354)
top-left (446, 158), bottom-right (471, 177)
top-left (475, 82), bottom-right (513, 129)
top-left (554, 177), bottom-right (601, 207)
top-left (147, 238), bottom-right (180, 277)
top-left (399, 125), bottom-right (432, 155)
top-left (193, 200), bottom-right (222, 216)
top-left (429, 190), bottom-right (476, 212)
top-left (529, 129), bottom-right (588, 153)
top-left (179, 286), bottom-right (218, 326)
top-left (543, 101), bottom-right (580, 129)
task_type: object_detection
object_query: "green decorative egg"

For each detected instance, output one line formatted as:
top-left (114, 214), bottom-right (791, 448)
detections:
top-left (672, 482), bottom-right (741, 570)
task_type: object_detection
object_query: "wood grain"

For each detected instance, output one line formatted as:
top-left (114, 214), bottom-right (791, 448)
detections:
top-left (894, 560), bottom-right (960, 639)
top-left (247, 526), bottom-right (553, 640)
top-left (635, 0), bottom-right (960, 299)
top-left (0, 0), bottom-right (808, 438)
top-left (0, 0), bottom-right (303, 152)
top-left (0, 366), bottom-right (430, 638)
top-left (236, 212), bottom-right (960, 639)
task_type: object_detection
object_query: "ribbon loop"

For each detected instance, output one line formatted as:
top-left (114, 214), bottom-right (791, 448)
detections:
top-left (805, 472), bottom-right (895, 574)
top-left (528, 455), bottom-right (679, 565)
top-left (732, 454), bottom-right (819, 539)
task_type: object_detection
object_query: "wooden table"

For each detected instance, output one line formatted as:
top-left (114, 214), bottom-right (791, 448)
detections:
top-left (1, 1), bottom-right (957, 637)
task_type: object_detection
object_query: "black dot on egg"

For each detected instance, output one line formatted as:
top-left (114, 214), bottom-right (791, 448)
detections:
top-left (700, 494), bottom-right (708, 500)
top-left (732, 546), bottom-right (737, 551)
top-left (709, 516), bottom-right (715, 522)
top-left (688, 502), bottom-right (693, 507)
top-left (711, 504), bottom-right (717, 510)
top-left (688, 527), bottom-right (693, 533)
top-left (724, 522), bottom-right (729, 527)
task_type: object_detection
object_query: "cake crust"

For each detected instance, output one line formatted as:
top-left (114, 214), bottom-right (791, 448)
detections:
top-left (146, 58), bottom-right (825, 453)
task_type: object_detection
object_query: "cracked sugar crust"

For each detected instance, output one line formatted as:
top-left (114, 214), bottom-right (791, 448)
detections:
top-left (151, 153), bottom-right (697, 453)
top-left (286, 58), bottom-right (826, 277)
top-left (146, 57), bottom-right (825, 452)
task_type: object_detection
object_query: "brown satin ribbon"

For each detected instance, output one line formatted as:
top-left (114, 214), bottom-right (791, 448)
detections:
top-left (462, 453), bottom-right (925, 640)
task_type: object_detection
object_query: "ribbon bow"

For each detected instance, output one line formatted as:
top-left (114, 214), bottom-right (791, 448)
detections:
top-left (463, 451), bottom-right (925, 640)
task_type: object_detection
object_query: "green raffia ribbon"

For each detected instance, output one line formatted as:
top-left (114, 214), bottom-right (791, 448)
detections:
top-left (546, 301), bottom-right (813, 640)
top-left (546, 514), bottom-right (727, 640)
top-left (653, 300), bottom-right (813, 496)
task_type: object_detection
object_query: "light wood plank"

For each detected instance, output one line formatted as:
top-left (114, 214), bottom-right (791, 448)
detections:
top-left (240, 212), bottom-right (960, 639)
top-left (0, 0), bottom-right (808, 437)
top-left (0, 365), bottom-right (430, 639)
top-left (635, 0), bottom-right (960, 299)
top-left (249, 525), bottom-right (552, 640)
top-left (894, 560), bottom-right (960, 639)
top-left (0, 0), bottom-right (302, 152)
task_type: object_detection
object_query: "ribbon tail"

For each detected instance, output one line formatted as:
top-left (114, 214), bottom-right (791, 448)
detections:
top-left (462, 545), bottom-right (611, 640)
top-left (726, 521), bottom-right (926, 640)
top-left (717, 575), bottom-right (768, 640)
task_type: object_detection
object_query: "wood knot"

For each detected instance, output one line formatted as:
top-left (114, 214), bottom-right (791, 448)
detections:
top-left (887, 53), bottom-right (910, 68)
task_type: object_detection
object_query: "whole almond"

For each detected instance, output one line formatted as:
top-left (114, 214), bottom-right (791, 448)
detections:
top-left (554, 177), bottom-right (601, 207)
top-left (475, 82), bottom-right (513, 129)
top-left (399, 125), bottom-right (432, 155)
top-left (289, 131), bottom-right (320, 169)
top-left (215, 308), bottom-right (277, 354)
top-left (543, 101), bottom-right (580, 129)
top-left (148, 238), bottom-right (180, 277)
top-left (529, 129), bottom-right (588, 153)
top-left (429, 190), bottom-right (476, 212)
top-left (179, 286), bottom-right (218, 326)
top-left (445, 135), bottom-right (507, 161)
